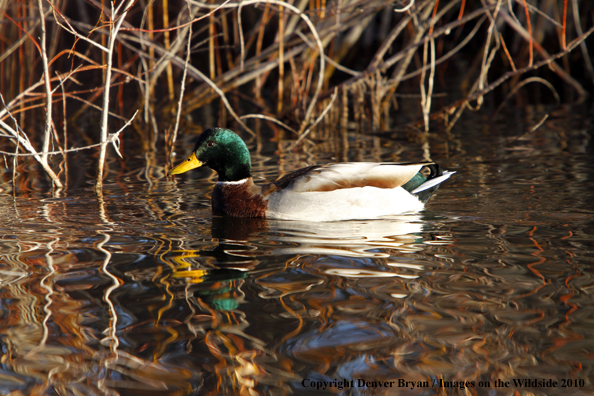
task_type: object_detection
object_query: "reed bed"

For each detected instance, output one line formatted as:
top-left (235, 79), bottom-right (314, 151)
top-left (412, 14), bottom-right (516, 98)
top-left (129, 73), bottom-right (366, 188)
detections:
top-left (0, 0), bottom-right (592, 190)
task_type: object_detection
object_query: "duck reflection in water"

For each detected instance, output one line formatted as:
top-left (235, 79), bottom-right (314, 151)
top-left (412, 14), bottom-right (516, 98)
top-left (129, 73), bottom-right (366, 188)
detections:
top-left (168, 213), bottom-right (426, 315)
top-left (160, 213), bottom-right (432, 394)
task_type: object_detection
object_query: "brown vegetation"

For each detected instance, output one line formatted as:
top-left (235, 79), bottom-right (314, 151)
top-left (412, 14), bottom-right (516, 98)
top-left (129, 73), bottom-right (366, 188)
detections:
top-left (0, 0), bottom-right (593, 190)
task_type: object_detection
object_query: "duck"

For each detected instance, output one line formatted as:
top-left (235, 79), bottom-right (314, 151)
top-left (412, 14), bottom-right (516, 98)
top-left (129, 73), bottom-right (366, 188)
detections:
top-left (169, 127), bottom-right (454, 221)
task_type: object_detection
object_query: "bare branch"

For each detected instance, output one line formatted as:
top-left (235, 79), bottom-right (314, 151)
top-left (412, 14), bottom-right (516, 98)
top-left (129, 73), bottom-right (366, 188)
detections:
top-left (96, 0), bottom-right (137, 193)
top-left (37, 0), bottom-right (54, 165)
top-left (189, 0), bottom-right (326, 134)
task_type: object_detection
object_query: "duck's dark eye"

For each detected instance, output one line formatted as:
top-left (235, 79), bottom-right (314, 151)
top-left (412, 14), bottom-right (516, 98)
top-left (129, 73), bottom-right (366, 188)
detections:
top-left (207, 141), bottom-right (216, 147)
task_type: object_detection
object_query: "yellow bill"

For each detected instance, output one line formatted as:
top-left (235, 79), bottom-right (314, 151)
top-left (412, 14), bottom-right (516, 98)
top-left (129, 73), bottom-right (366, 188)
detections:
top-left (169, 152), bottom-right (203, 175)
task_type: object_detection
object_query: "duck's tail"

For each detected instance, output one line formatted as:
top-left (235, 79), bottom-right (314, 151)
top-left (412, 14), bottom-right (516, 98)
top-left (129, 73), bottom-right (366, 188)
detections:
top-left (402, 163), bottom-right (455, 203)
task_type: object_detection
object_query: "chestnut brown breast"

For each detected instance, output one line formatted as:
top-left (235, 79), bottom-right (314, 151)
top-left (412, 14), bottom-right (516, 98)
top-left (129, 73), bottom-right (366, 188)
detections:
top-left (212, 178), bottom-right (267, 218)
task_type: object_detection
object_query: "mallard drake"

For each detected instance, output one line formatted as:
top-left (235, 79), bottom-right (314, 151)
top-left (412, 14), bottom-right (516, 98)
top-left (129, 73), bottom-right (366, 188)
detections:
top-left (169, 128), bottom-right (454, 221)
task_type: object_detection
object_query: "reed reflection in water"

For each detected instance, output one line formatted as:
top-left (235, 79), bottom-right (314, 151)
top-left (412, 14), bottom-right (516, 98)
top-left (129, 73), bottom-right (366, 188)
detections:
top-left (1, 121), bottom-right (594, 394)
top-left (2, 193), bottom-right (592, 395)
top-left (0, 196), bottom-right (433, 395)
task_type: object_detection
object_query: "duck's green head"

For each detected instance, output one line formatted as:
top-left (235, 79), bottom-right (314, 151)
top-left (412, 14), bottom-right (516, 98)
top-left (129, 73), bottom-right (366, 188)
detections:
top-left (169, 128), bottom-right (251, 182)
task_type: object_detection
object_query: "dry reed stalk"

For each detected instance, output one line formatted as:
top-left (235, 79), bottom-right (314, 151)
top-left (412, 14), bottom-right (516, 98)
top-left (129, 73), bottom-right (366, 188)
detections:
top-left (327, 2), bottom-right (487, 94)
top-left (163, 0), bottom-right (175, 101)
top-left (277, 5), bottom-right (285, 115)
top-left (121, 11), bottom-right (255, 135)
top-left (0, 95), bottom-right (61, 186)
top-left (18, 3), bottom-right (26, 119)
top-left (237, 4), bottom-right (246, 72)
top-left (396, 0), bottom-right (415, 12)
top-left (419, 37), bottom-right (436, 132)
top-left (220, 9), bottom-right (233, 69)
top-left (521, 0), bottom-right (533, 66)
top-left (289, 87), bottom-right (338, 149)
top-left (0, 2), bottom-right (63, 188)
top-left (100, 0), bottom-right (107, 79)
top-left (95, 0), bottom-right (137, 193)
top-left (441, 25), bottom-right (594, 131)
top-left (1, 0), bottom-right (593, 193)
top-left (399, 15), bottom-right (486, 84)
top-left (420, 1), bottom-right (439, 132)
top-left (500, 10), bottom-right (587, 98)
top-left (190, 0), bottom-right (326, 134)
top-left (561, 0), bottom-right (568, 49)
top-left (0, 110), bottom-right (137, 158)
top-left (171, 5), bottom-right (194, 151)
top-left (253, 4), bottom-right (271, 96)
top-left (240, 114), bottom-right (297, 135)
top-left (37, 0), bottom-right (56, 172)
top-left (148, 6), bottom-right (200, 91)
top-left (469, 0), bottom-right (503, 113)
top-left (57, 72), bottom-right (69, 188)
top-left (178, 0), bottom-right (363, 114)
top-left (499, 32), bottom-right (516, 71)
top-left (209, 6), bottom-right (216, 82)
top-left (139, 26), bottom-right (256, 135)
top-left (494, 76), bottom-right (560, 119)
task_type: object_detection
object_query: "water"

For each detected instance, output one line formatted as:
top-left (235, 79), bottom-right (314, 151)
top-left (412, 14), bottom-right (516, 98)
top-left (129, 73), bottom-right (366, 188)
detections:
top-left (1, 107), bottom-right (594, 395)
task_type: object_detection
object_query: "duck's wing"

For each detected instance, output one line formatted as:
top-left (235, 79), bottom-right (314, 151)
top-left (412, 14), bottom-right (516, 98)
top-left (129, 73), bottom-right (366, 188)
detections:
top-left (268, 162), bottom-right (428, 193)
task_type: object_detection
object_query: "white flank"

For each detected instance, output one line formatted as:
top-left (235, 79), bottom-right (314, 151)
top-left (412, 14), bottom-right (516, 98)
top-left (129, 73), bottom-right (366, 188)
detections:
top-left (266, 186), bottom-right (425, 221)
